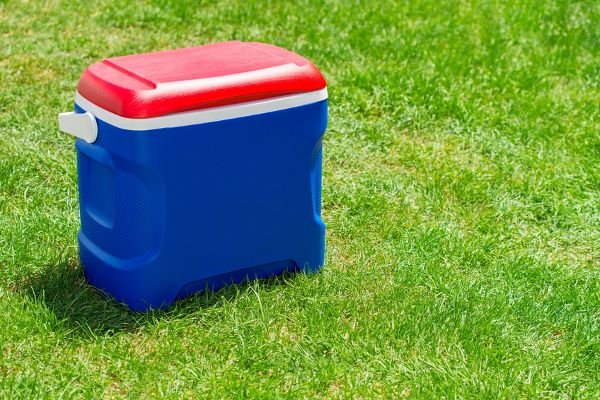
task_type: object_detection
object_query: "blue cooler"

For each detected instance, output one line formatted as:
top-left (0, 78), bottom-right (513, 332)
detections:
top-left (58, 41), bottom-right (328, 311)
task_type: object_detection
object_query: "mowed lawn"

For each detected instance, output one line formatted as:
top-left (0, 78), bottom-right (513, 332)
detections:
top-left (0, 0), bottom-right (599, 398)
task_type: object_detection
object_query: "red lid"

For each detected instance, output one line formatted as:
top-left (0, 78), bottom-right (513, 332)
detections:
top-left (77, 41), bottom-right (327, 118)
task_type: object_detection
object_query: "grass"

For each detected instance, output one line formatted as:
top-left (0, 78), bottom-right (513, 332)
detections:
top-left (0, 0), bottom-right (599, 398)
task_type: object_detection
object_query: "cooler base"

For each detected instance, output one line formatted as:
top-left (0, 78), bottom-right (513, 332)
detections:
top-left (174, 259), bottom-right (298, 300)
top-left (79, 235), bottom-right (324, 311)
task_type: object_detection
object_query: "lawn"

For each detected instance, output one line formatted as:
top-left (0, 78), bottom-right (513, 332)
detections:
top-left (0, 0), bottom-right (599, 398)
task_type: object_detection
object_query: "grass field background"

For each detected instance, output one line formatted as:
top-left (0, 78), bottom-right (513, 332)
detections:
top-left (1, 0), bottom-right (599, 398)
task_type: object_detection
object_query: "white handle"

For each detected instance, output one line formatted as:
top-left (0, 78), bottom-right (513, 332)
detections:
top-left (58, 111), bottom-right (98, 143)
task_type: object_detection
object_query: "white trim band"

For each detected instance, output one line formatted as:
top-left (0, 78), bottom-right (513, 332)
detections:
top-left (74, 88), bottom-right (328, 131)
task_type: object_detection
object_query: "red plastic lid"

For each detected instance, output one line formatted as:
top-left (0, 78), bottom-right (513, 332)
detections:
top-left (76, 41), bottom-right (326, 119)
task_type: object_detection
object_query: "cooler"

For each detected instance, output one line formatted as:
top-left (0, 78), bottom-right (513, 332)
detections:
top-left (58, 41), bottom-right (328, 311)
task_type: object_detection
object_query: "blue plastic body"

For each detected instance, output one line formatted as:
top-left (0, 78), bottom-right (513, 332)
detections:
top-left (74, 100), bottom-right (327, 311)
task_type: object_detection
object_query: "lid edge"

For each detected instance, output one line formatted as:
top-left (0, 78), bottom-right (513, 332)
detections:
top-left (75, 87), bottom-right (328, 131)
